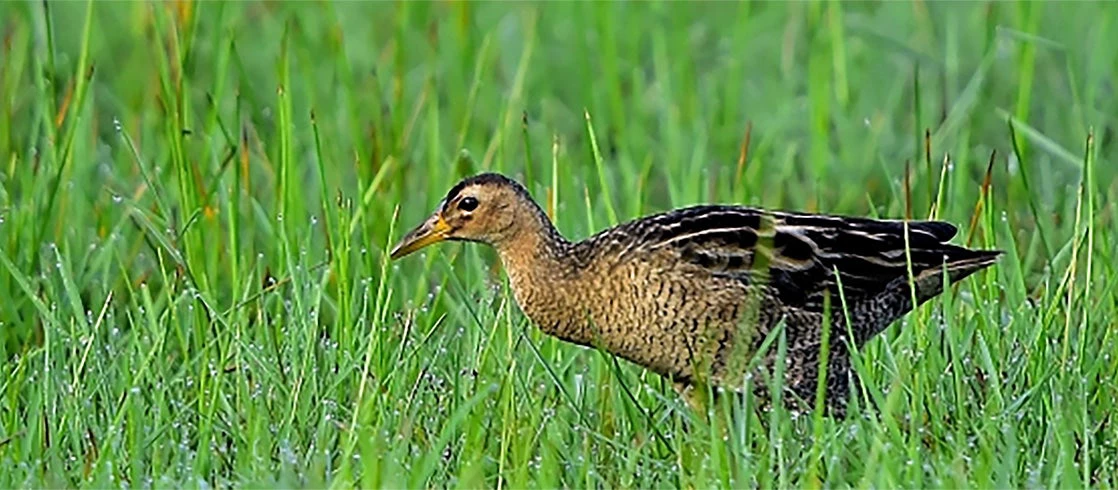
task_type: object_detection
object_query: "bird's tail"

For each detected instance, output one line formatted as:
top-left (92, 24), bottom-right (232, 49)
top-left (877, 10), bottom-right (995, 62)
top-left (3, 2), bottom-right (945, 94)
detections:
top-left (912, 247), bottom-right (1003, 305)
top-left (849, 246), bottom-right (1002, 346)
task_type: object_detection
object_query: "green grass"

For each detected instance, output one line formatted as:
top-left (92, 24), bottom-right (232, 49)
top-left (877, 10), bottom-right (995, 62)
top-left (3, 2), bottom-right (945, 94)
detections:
top-left (1, 1), bottom-right (1116, 487)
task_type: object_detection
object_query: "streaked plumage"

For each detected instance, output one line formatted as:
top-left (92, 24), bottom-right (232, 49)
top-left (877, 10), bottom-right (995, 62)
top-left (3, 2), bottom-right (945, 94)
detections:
top-left (391, 173), bottom-right (1002, 415)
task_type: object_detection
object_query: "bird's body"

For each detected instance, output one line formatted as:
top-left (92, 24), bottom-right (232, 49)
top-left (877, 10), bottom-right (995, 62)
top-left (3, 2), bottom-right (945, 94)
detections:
top-left (391, 173), bottom-right (1001, 415)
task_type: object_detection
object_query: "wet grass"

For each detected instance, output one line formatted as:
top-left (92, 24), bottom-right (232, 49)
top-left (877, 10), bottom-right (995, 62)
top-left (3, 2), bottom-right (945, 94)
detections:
top-left (0, 1), bottom-right (1115, 487)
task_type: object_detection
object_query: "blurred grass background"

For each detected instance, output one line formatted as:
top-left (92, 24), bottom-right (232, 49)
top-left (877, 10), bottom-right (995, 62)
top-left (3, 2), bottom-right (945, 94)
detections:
top-left (0, 0), bottom-right (1115, 487)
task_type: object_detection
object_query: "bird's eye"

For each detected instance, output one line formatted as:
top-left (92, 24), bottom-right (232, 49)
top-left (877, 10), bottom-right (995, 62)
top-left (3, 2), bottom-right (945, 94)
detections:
top-left (458, 197), bottom-right (479, 212)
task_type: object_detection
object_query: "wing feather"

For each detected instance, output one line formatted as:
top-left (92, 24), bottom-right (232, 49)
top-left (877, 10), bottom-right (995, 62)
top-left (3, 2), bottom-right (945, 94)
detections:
top-left (583, 205), bottom-right (987, 311)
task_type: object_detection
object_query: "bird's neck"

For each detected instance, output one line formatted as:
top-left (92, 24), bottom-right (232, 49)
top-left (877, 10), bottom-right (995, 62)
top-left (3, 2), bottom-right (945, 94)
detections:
top-left (493, 210), bottom-right (590, 344)
top-left (493, 207), bottom-right (571, 284)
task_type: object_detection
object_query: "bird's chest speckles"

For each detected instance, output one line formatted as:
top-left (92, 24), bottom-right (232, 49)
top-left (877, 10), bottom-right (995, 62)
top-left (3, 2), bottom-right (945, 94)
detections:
top-left (503, 260), bottom-right (589, 343)
top-left (583, 259), bottom-right (746, 378)
top-left (508, 270), bottom-right (555, 321)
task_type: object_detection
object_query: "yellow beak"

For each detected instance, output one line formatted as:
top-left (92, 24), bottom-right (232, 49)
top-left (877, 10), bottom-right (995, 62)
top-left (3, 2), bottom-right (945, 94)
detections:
top-left (390, 213), bottom-right (453, 260)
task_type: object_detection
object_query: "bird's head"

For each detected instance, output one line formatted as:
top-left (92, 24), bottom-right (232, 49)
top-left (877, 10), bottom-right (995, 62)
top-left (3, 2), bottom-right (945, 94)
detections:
top-left (390, 173), bottom-right (539, 260)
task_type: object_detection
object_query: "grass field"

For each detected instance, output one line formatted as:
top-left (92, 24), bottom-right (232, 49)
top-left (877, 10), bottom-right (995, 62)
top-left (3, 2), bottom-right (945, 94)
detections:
top-left (1, 1), bottom-right (1115, 487)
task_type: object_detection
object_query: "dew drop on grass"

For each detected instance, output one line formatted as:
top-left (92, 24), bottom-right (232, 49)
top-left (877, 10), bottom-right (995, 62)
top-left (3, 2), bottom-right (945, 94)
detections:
top-left (113, 194), bottom-right (123, 204)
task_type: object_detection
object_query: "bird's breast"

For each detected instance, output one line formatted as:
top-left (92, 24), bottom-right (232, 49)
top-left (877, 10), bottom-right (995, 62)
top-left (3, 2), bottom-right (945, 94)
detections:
top-left (504, 253), bottom-right (756, 382)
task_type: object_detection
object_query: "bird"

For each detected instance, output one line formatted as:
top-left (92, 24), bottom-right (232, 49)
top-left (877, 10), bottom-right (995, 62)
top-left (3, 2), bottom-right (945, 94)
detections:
top-left (389, 172), bottom-right (1002, 416)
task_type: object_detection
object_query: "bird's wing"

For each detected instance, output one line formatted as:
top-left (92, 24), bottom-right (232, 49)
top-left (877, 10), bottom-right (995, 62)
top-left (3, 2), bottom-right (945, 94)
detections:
top-left (598, 205), bottom-right (984, 311)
